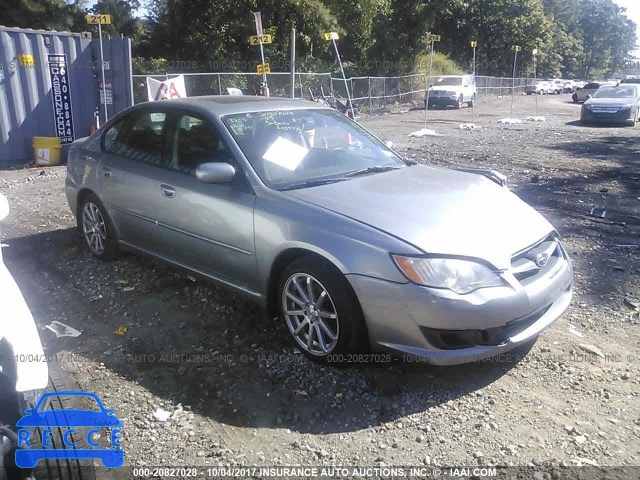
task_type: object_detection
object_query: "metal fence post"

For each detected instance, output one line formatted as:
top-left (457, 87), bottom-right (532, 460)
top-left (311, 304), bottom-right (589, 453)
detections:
top-left (383, 77), bottom-right (387, 107)
top-left (368, 77), bottom-right (372, 114)
top-left (218, 74), bottom-right (222, 95)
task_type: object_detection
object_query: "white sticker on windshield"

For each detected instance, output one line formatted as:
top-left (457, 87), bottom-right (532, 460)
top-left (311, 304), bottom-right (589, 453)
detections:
top-left (262, 136), bottom-right (308, 171)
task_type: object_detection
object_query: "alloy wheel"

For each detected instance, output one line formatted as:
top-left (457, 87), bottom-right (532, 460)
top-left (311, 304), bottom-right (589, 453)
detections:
top-left (82, 202), bottom-right (107, 255)
top-left (282, 273), bottom-right (339, 355)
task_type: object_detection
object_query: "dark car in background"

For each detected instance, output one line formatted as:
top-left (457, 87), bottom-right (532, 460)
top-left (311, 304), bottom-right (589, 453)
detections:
top-left (580, 84), bottom-right (640, 126)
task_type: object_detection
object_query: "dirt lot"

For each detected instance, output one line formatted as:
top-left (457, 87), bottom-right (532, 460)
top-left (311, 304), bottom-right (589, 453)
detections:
top-left (1, 94), bottom-right (639, 475)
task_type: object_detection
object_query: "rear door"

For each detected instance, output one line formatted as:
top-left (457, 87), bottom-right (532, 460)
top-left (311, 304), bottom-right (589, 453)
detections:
top-left (99, 107), bottom-right (176, 254)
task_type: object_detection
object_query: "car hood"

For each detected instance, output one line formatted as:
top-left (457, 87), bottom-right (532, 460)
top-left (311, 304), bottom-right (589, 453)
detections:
top-left (284, 166), bottom-right (554, 270)
top-left (585, 97), bottom-right (637, 106)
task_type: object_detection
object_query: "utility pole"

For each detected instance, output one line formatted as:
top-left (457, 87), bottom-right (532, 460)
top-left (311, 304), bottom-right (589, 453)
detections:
top-left (424, 33), bottom-right (441, 130)
top-left (471, 40), bottom-right (478, 124)
top-left (290, 28), bottom-right (296, 98)
top-left (324, 32), bottom-right (354, 120)
top-left (510, 45), bottom-right (521, 119)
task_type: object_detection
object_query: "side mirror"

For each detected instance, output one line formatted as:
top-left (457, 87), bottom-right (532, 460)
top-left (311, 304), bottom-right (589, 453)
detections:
top-left (586, 94), bottom-right (592, 99)
top-left (195, 162), bottom-right (236, 184)
top-left (0, 194), bottom-right (9, 221)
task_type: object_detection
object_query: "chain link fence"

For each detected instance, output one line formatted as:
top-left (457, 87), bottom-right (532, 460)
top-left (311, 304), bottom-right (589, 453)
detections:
top-left (133, 72), bottom-right (331, 104)
top-left (133, 72), bottom-right (532, 114)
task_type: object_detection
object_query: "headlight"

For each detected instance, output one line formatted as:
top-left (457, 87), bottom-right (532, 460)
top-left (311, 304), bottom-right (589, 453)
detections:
top-left (583, 104), bottom-right (592, 111)
top-left (392, 255), bottom-right (504, 294)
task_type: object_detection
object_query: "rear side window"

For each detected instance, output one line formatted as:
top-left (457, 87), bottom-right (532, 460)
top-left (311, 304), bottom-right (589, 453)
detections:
top-left (106, 112), bottom-right (167, 166)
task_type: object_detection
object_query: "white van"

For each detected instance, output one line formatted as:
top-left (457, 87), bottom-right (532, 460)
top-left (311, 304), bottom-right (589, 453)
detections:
top-left (426, 75), bottom-right (476, 109)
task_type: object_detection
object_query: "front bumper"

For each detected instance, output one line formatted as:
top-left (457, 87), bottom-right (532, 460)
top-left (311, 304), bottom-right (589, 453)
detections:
top-left (581, 108), bottom-right (635, 125)
top-left (347, 245), bottom-right (573, 365)
top-left (426, 96), bottom-right (459, 107)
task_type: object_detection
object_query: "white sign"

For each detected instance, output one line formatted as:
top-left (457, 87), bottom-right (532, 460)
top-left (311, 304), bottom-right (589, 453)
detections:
top-left (37, 148), bottom-right (50, 165)
top-left (146, 75), bottom-right (187, 101)
top-left (263, 136), bottom-right (308, 171)
top-left (254, 12), bottom-right (263, 37)
top-left (100, 89), bottom-right (113, 104)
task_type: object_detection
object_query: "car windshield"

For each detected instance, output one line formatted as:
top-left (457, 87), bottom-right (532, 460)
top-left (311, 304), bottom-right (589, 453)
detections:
top-left (223, 109), bottom-right (404, 190)
top-left (593, 86), bottom-right (637, 98)
top-left (435, 77), bottom-right (463, 86)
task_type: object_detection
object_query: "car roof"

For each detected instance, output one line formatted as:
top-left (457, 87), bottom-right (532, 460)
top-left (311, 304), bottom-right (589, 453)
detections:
top-left (140, 95), bottom-right (330, 116)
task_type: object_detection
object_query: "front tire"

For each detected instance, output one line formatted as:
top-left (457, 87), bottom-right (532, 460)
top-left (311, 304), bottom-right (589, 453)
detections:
top-left (456, 95), bottom-right (463, 109)
top-left (3, 363), bottom-right (97, 480)
top-left (278, 256), bottom-right (368, 362)
top-left (79, 194), bottom-right (120, 261)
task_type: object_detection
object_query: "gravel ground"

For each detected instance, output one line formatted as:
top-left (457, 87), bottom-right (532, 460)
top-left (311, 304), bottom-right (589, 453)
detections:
top-left (1, 94), bottom-right (639, 475)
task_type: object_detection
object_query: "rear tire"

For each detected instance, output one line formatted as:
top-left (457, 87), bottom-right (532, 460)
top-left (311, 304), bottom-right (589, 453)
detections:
top-left (467, 95), bottom-right (475, 107)
top-left (79, 194), bottom-right (120, 261)
top-left (278, 256), bottom-right (368, 363)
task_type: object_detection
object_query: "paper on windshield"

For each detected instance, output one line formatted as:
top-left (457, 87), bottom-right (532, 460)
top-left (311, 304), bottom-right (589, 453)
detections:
top-left (263, 136), bottom-right (309, 170)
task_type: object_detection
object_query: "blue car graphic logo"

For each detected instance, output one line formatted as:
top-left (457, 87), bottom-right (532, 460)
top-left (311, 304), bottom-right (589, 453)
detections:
top-left (15, 391), bottom-right (123, 468)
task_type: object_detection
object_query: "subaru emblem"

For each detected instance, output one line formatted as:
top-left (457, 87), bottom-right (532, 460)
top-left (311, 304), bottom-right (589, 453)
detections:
top-left (535, 252), bottom-right (549, 267)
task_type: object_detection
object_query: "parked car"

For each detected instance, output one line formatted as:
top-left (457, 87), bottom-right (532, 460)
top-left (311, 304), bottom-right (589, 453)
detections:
top-left (65, 97), bottom-right (573, 365)
top-left (562, 80), bottom-right (577, 93)
top-left (581, 84), bottom-right (640, 126)
top-left (572, 81), bottom-right (616, 103)
top-left (425, 75), bottom-right (476, 109)
top-left (621, 76), bottom-right (640, 85)
top-left (547, 80), bottom-right (564, 95)
top-left (525, 81), bottom-right (551, 95)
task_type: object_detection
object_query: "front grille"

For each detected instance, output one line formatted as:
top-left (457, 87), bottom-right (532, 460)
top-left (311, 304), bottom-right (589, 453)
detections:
top-left (430, 90), bottom-right (455, 97)
top-left (510, 235), bottom-right (562, 285)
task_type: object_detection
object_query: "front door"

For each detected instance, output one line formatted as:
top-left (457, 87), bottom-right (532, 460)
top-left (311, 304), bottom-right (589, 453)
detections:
top-left (151, 112), bottom-right (258, 292)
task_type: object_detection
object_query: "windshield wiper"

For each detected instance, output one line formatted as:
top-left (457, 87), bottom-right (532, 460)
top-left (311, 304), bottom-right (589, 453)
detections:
top-left (346, 165), bottom-right (402, 177)
top-left (279, 177), bottom-right (349, 191)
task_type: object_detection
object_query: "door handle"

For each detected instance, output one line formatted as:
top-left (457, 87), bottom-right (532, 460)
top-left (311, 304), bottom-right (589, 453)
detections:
top-left (160, 184), bottom-right (176, 198)
top-left (102, 166), bottom-right (112, 177)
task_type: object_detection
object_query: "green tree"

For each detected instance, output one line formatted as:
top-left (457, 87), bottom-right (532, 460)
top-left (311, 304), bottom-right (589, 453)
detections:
top-left (90, 0), bottom-right (143, 42)
top-left (1, 0), bottom-right (86, 31)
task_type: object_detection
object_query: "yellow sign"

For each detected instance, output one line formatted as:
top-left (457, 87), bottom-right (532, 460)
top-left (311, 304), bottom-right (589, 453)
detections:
top-left (257, 63), bottom-right (271, 74)
top-left (249, 34), bottom-right (273, 45)
top-left (511, 45), bottom-right (522, 52)
top-left (324, 32), bottom-right (339, 41)
top-left (86, 14), bottom-right (112, 25)
top-left (426, 34), bottom-right (441, 42)
top-left (470, 41), bottom-right (478, 48)
top-left (18, 54), bottom-right (35, 67)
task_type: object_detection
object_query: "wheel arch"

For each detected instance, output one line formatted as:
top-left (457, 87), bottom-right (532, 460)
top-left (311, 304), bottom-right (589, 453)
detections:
top-left (266, 248), bottom-right (355, 321)
top-left (75, 188), bottom-right (96, 224)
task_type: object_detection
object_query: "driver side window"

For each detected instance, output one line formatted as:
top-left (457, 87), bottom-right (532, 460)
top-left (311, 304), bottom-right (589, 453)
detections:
top-left (168, 114), bottom-right (231, 175)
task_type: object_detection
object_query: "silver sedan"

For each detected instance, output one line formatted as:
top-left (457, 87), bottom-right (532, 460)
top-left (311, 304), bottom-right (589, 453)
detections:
top-left (65, 97), bottom-right (573, 364)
